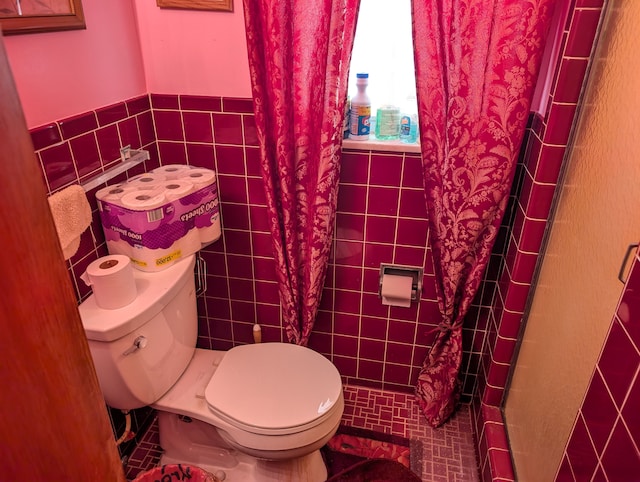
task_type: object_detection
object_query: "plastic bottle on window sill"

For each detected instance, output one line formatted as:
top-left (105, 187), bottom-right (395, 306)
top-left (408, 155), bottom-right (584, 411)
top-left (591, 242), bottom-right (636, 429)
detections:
top-left (399, 95), bottom-right (419, 144)
top-left (375, 105), bottom-right (401, 140)
top-left (349, 73), bottom-right (371, 141)
top-left (343, 97), bottom-right (351, 139)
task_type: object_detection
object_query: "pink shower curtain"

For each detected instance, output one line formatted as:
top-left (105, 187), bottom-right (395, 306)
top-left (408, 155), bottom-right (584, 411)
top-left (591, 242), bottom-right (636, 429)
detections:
top-left (412, 0), bottom-right (554, 426)
top-left (242, 0), bottom-right (359, 345)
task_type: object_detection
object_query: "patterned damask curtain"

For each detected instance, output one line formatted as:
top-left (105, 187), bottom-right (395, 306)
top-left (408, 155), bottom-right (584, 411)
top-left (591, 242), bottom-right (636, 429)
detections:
top-left (411, 0), bottom-right (555, 426)
top-left (242, 0), bottom-right (360, 345)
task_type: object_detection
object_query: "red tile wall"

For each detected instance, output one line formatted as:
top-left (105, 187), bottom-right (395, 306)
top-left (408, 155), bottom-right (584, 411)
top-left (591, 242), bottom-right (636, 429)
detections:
top-left (556, 251), bottom-right (640, 480)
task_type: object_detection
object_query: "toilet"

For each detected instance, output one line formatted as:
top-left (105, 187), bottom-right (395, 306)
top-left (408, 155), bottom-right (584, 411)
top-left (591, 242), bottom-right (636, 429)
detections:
top-left (79, 254), bottom-right (344, 481)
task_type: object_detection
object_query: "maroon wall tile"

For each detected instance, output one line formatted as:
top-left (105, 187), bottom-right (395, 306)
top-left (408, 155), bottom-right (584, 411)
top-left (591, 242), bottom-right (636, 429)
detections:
top-left (365, 216), bottom-right (397, 244)
top-left (597, 320), bottom-right (639, 407)
top-left (341, 152), bottom-right (370, 184)
top-left (180, 94), bottom-right (222, 112)
top-left (215, 145), bottom-right (245, 175)
top-left (30, 123), bottom-right (62, 150)
top-left (543, 103), bottom-right (577, 145)
top-left (565, 8), bottom-right (601, 58)
top-left (69, 133), bottom-right (101, 178)
top-left (96, 102), bottom-right (128, 126)
top-left (369, 154), bottom-right (403, 186)
top-left (554, 58), bottom-right (589, 104)
top-left (118, 117), bottom-right (142, 149)
top-left (222, 97), bottom-right (254, 114)
top-left (213, 113), bottom-right (244, 144)
top-left (183, 111), bottom-right (213, 143)
top-left (151, 93), bottom-right (179, 109)
top-left (126, 95), bottom-right (151, 115)
top-left (154, 110), bottom-right (184, 141)
top-left (59, 112), bottom-right (98, 140)
top-left (40, 143), bottom-right (76, 190)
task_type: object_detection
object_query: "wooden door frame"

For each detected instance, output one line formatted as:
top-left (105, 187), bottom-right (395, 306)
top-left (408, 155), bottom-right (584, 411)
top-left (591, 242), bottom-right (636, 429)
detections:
top-left (0, 36), bottom-right (125, 481)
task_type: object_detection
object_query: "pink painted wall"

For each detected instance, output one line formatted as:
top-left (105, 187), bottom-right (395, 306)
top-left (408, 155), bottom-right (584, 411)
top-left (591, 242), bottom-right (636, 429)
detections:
top-left (4, 0), bottom-right (146, 129)
top-left (132, 1), bottom-right (251, 98)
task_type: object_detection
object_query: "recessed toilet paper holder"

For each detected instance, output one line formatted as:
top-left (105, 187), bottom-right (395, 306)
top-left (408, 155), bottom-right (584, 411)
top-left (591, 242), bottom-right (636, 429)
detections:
top-left (378, 264), bottom-right (423, 302)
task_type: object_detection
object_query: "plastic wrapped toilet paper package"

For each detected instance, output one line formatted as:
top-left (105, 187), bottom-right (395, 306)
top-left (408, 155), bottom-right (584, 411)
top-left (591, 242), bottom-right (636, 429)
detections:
top-left (96, 165), bottom-right (221, 272)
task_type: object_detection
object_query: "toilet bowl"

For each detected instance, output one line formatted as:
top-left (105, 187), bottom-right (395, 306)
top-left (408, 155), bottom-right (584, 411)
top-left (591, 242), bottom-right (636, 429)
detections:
top-left (78, 255), bottom-right (344, 482)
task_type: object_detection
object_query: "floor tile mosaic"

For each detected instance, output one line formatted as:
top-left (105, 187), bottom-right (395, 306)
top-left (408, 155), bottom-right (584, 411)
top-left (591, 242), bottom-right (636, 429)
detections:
top-left (125, 384), bottom-right (480, 481)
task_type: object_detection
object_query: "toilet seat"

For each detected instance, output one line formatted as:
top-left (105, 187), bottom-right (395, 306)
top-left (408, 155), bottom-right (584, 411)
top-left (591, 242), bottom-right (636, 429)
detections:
top-left (153, 346), bottom-right (344, 456)
top-left (204, 343), bottom-right (343, 436)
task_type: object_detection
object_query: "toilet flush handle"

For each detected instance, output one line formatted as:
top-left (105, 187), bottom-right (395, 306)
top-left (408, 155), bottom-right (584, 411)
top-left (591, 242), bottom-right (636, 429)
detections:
top-left (122, 336), bottom-right (148, 356)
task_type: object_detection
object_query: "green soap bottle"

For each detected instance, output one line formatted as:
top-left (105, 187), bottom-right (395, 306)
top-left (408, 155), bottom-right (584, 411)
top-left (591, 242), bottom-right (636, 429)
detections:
top-left (375, 105), bottom-right (400, 140)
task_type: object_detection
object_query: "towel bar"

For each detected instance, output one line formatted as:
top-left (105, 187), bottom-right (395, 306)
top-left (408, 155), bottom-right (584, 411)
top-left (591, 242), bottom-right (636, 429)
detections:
top-left (80, 146), bottom-right (150, 192)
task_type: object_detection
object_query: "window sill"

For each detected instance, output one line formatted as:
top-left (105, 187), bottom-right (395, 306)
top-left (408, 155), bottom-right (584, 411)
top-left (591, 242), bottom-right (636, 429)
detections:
top-left (342, 138), bottom-right (421, 154)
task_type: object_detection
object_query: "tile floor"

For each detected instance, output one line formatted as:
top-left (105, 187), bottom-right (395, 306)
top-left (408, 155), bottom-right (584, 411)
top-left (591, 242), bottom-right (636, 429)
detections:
top-left (125, 384), bottom-right (480, 481)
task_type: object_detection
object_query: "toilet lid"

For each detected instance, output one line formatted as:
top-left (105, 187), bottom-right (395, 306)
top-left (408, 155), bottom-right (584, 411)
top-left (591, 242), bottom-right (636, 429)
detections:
top-left (204, 343), bottom-right (342, 432)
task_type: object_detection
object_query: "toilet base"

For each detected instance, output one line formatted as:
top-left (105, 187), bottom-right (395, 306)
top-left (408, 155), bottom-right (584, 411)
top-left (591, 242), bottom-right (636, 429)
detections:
top-left (157, 411), bottom-right (328, 482)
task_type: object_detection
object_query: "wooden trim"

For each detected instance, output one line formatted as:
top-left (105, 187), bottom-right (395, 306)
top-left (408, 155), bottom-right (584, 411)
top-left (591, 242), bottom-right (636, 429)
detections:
top-left (0, 0), bottom-right (86, 36)
top-left (156, 0), bottom-right (233, 12)
top-left (0, 36), bottom-right (125, 481)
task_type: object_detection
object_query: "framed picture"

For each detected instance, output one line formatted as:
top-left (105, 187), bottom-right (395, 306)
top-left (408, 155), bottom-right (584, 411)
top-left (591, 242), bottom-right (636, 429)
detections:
top-left (0, 0), bottom-right (85, 35)
top-left (156, 0), bottom-right (233, 12)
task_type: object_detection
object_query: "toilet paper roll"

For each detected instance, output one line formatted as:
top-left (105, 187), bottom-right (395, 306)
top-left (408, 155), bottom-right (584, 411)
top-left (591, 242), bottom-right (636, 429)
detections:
top-left (181, 227), bottom-right (203, 253)
top-left (161, 180), bottom-right (195, 201)
top-left (180, 168), bottom-right (216, 191)
top-left (81, 255), bottom-right (137, 309)
top-left (129, 172), bottom-right (166, 186)
top-left (121, 190), bottom-right (167, 211)
top-left (152, 164), bottom-right (192, 180)
top-left (95, 183), bottom-right (137, 203)
top-left (198, 216), bottom-right (222, 244)
top-left (380, 274), bottom-right (413, 307)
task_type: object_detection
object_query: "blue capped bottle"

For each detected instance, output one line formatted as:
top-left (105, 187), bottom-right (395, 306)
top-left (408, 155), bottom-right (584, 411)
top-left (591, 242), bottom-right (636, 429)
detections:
top-left (399, 95), bottom-right (419, 144)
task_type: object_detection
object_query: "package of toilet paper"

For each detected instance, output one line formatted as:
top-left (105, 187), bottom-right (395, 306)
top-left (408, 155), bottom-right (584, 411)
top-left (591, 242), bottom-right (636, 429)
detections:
top-left (96, 165), bottom-right (221, 272)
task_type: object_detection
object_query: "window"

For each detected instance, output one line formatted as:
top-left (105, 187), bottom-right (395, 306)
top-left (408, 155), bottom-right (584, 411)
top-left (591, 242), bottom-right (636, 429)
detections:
top-left (348, 0), bottom-right (416, 124)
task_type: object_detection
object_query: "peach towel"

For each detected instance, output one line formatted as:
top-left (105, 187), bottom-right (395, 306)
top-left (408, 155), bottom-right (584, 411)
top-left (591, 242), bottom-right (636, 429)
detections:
top-left (47, 185), bottom-right (92, 260)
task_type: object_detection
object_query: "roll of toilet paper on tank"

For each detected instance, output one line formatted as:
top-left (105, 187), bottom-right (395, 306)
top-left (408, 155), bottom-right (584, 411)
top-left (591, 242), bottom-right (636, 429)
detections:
top-left (198, 217), bottom-right (221, 244)
top-left (95, 183), bottom-right (137, 203)
top-left (128, 172), bottom-right (166, 186)
top-left (380, 274), bottom-right (413, 307)
top-left (161, 180), bottom-right (194, 201)
top-left (181, 227), bottom-right (202, 253)
top-left (81, 255), bottom-right (137, 309)
top-left (121, 190), bottom-right (167, 211)
top-left (180, 168), bottom-right (216, 191)
top-left (152, 164), bottom-right (192, 180)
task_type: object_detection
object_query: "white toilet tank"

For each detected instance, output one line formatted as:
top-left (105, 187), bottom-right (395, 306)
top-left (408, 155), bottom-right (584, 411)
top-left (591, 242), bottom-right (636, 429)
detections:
top-left (79, 255), bottom-right (198, 410)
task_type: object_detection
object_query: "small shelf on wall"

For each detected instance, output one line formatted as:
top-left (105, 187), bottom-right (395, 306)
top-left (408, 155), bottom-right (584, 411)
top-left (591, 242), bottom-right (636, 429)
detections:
top-left (81, 146), bottom-right (149, 192)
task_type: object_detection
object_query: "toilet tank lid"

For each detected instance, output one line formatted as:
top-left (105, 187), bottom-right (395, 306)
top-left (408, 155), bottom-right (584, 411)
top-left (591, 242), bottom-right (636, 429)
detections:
top-left (79, 255), bottom-right (196, 342)
top-left (205, 343), bottom-right (343, 431)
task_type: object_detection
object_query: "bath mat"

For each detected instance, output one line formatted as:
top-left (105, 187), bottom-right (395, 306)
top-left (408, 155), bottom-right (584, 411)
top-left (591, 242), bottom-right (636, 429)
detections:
top-left (321, 425), bottom-right (422, 479)
top-left (326, 458), bottom-right (422, 482)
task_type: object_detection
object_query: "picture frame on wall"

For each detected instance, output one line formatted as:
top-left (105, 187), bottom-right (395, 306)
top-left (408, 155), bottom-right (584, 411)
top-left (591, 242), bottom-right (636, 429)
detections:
top-left (0, 0), bottom-right (85, 35)
top-left (156, 0), bottom-right (233, 12)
